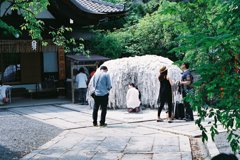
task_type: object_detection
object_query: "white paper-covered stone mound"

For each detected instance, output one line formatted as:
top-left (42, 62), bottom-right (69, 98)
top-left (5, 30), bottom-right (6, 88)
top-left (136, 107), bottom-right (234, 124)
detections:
top-left (87, 55), bottom-right (182, 109)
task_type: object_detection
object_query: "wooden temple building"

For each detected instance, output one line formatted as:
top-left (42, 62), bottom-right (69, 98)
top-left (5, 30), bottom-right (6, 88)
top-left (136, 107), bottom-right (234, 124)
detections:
top-left (0, 0), bottom-right (126, 100)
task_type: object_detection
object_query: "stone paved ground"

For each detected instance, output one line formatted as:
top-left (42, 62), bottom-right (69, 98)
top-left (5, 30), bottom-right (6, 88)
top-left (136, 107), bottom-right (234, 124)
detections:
top-left (215, 131), bottom-right (240, 159)
top-left (0, 104), bottom-right (229, 160)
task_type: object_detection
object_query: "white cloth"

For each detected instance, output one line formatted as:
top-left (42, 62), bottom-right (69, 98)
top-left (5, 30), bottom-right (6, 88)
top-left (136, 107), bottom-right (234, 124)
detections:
top-left (76, 73), bottom-right (88, 88)
top-left (126, 87), bottom-right (141, 109)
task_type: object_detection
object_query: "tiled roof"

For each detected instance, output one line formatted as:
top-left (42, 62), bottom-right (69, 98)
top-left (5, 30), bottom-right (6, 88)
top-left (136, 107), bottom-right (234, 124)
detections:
top-left (73, 0), bottom-right (125, 14)
top-left (66, 54), bottom-right (110, 62)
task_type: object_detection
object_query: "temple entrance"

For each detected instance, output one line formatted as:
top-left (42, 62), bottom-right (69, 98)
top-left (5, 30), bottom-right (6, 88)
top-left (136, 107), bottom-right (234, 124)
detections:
top-left (65, 54), bottom-right (110, 103)
top-left (0, 40), bottom-right (66, 103)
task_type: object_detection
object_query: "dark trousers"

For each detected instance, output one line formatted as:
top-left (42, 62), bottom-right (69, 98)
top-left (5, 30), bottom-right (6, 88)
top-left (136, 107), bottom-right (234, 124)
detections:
top-left (77, 88), bottom-right (87, 103)
top-left (158, 98), bottom-right (172, 118)
top-left (183, 91), bottom-right (194, 120)
top-left (92, 94), bottom-right (108, 125)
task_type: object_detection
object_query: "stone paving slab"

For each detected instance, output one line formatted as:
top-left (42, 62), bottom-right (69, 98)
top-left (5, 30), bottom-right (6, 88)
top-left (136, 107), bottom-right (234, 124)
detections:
top-left (21, 126), bottom-right (192, 160)
top-left (0, 109), bottom-right (19, 117)
top-left (71, 124), bottom-right (160, 137)
top-left (44, 118), bottom-right (81, 129)
top-left (122, 153), bottom-right (153, 160)
top-left (153, 136), bottom-right (179, 146)
top-left (125, 136), bottom-right (154, 153)
top-left (10, 105), bottom-right (123, 129)
top-left (95, 137), bottom-right (130, 152)
top-left (179, 136), bottom-right (191, 152)
top-left (9, 107), bottom-right (54, 120)
top-left (7, 104), bottom-right (223, 159)
top-left (152, 153), bottom-right (182, 160)
top-left (153, 145), bottom-right (180, 153)
top-left (61, 150), bottom-right (96, 160)
top-left (92, 152), bottom-right (123, 160)
top-left (58, 104), bottom-right (157, 123)
top-left (57, 104), bottom-right (204, 137)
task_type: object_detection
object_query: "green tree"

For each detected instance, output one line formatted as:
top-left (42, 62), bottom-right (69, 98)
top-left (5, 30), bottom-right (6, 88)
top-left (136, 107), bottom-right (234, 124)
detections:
top-left (92, 0), bottom-right (178, 60)
top-left (159, 0), bottom-right (240, 152)
top-left (0, 0), bottom-right (49, 39)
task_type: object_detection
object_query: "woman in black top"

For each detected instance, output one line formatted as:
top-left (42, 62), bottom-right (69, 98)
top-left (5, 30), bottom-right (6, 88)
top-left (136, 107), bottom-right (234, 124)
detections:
top-left (157, 66), bottom-right (173, 123)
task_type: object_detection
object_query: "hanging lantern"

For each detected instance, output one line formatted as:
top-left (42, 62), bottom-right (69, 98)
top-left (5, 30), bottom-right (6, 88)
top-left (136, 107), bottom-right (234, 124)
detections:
top-left (31, 40), bottom-right (37, 51)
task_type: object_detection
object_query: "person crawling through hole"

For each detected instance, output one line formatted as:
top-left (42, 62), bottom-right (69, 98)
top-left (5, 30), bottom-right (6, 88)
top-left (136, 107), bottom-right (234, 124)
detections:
top-left (126, 83), bottom-right (141, 113)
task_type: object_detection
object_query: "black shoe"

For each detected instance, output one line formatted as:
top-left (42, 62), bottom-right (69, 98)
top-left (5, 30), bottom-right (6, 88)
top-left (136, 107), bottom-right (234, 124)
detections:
top-left (157, 118), bottom-right (163, 122)
top-left (183, 116), bottom-right (190, 121)
top-left (93, 123), bottom-right (98, 127)
top-left (185, 118), bottom-right (194, 122)
top-left (168, 118), bottom-right (173, 123)
top-left (100, 123), bottom-right (107, 127)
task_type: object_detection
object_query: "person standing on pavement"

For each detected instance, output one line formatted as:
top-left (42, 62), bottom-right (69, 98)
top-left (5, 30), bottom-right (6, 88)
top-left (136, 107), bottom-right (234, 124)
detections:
top-left (180, 62), bottom-right (194, 121)
top-left (92, 66), bottom-right (112, 127)
top-left (157, 66), bottom-right (173, 123)
top-left (89, 67), bottom-right (96, 78)
top-left (75, 68), bottom-right (88, 105)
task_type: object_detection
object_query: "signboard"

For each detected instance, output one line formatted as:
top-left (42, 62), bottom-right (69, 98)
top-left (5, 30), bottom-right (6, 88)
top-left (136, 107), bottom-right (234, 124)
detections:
top-left (58, 47), bottom-right (66, 80)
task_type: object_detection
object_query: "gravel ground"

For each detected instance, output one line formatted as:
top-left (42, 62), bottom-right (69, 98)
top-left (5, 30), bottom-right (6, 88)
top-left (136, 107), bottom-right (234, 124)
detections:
top-left (190, 138), bottom-right (211, 160)
top-left (0, 109), bottom-right (63, 160)
top-left (214, 131), bottom-right (240, 159)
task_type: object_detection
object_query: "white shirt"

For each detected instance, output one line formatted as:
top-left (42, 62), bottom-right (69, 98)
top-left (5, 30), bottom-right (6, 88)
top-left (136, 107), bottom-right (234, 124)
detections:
top-left (126, 87), bottom-right (141, 109)
top-left (76, 73), bottom-right (88, 88)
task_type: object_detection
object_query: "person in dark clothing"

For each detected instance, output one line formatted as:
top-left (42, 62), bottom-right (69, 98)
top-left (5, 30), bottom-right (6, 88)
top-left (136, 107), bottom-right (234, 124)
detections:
top-left (92, 66), bottom-right (112, 127)
top-left (180, 62), bottom-right (194, 121)
top-left (157, 66), bottom-right (173, 123)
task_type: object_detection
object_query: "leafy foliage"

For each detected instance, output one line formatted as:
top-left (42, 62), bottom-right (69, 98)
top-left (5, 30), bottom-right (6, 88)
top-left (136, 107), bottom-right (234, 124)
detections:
top-left (92, 0), bottom-right (178, 60)
top-left (0, 19), bottom-right (20, 36)
top-left (48, 26), bottom-right (89, 54)
top-left (125, 0), bottom-right (161, 26)
top-left (6, 0), bottom-right (49, 39)
top-left (159, 0), bottom-right (240, 152)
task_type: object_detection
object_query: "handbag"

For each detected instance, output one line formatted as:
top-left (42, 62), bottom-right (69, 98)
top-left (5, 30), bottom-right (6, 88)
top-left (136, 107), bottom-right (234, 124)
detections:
top-left (91, 92), bottom-right (96, 98)
top-left (91, 73), bottom-right (101, 99)
top-left (174, 102), bottom-right (185, 119)
top-left (173, 83), bottom-right (185, 119)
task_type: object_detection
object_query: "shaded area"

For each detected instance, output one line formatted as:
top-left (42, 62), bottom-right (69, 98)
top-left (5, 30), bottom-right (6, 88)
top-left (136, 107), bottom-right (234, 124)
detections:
top-left (0, 109), bottom-right (63, 160)
top-left (215, 131), bottom-right (240, 159)
top-left (0, 145), bottom-right (20, 160)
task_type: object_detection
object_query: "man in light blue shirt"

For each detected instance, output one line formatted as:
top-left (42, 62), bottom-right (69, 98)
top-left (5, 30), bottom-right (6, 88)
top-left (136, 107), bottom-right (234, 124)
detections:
top-left (92, 66), bottom-right (112, 127)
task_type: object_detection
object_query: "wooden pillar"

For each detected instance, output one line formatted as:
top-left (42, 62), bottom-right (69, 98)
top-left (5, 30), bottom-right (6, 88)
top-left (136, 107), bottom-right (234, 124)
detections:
top-left (58, 47), bottom-right (66, 80)
top-left (71, 61), bottom-right (75, 103)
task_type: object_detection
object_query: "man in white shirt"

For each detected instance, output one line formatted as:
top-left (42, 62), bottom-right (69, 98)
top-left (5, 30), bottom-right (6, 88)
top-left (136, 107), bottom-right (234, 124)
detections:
top-left (75, 68), bottom-right (88, 105)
